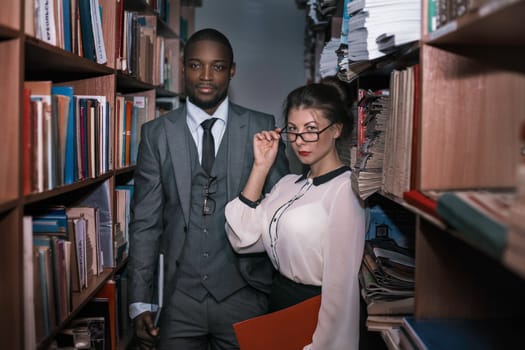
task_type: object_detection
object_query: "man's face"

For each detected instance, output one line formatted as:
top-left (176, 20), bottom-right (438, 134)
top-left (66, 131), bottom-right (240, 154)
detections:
top-left (184, 40), bottom-right (236, 115)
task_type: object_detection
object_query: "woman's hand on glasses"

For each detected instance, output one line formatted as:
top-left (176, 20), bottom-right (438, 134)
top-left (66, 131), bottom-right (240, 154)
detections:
top-left (252, 128), bottom-right (281, 171)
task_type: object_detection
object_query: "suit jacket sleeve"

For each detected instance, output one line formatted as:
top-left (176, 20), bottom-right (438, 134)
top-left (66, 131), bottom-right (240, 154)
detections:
top-left (127, 121), bottom-right (164, 306)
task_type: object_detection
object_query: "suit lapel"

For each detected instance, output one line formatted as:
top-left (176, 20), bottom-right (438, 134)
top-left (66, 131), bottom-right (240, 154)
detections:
top-left (164, 107), bottom-right (192, 225)
top-left (227, 105), bottom-right (249, 201)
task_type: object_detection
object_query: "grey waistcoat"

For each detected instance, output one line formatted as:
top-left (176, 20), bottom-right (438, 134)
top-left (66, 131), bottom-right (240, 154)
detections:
top-left (174, 129), bottom-right (247, 301)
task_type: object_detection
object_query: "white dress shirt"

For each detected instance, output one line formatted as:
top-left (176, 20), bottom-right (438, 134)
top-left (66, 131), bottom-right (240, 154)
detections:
top-left (225, 167), bottom-right (366, 350)
top-left (186, 97), bottom-right (229, 161)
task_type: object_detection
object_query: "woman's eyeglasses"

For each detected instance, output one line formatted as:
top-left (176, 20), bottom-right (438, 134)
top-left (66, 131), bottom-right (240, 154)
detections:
top-left (280, 123), bottom-right (334, 143)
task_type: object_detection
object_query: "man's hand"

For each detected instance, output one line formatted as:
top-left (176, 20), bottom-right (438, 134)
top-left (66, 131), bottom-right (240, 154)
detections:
top-left (133, 311), bottom-right (159, 350)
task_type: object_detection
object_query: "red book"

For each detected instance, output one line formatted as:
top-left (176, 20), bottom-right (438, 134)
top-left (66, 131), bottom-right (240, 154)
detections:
top-left (356, 88), bottom-right (367, 158)
top-left (233, 295), bottom-right (321, 350)
top-left (124, 99), bottom-right (133, 166)
top-left (95, 279), bottom-right (117, 350)
top-left (23, 88), bottom-right (32, 195)
top-left (410, 64), bottom-right (420, 190)
top-left (403, 190), bottom-right (438, 218)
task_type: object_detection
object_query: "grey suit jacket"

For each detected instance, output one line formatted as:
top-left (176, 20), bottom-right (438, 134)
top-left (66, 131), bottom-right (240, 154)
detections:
top-left (128, 102), bottom-right (289, 306)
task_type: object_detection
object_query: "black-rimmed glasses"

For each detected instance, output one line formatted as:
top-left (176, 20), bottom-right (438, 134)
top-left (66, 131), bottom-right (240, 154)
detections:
top-left (203, 176), bottom-right (217, 216)
top-left (280, 123), bottom-right (334, 143)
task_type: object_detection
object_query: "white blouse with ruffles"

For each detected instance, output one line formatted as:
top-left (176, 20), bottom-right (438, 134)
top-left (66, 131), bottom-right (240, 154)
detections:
top-left (225, 167), bottom-right (366, 350)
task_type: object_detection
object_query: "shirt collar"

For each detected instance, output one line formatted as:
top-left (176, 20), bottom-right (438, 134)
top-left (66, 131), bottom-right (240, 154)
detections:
top-left (186, 97), bottom-right (229, 132)
top-left (295, 165), bottom-right (351, 186)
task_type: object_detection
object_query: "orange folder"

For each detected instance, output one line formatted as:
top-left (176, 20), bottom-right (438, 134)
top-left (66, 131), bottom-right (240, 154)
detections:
top-left (233, 295), bottom-right (321, 350)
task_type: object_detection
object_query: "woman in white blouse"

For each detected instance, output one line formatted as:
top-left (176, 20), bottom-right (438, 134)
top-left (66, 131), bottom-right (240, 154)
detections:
top-left (225, 83), bottom-right (366, 349)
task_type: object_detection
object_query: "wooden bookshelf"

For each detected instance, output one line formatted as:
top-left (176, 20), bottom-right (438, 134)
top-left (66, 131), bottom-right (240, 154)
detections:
top-left (0, 0), bottom-right (20, 32)
top-left (0, 39), bottom-right (21, 206)
top-left (415, 0), bottom-right (525, 327)
top-left (0, 0), bottom-right (197, 348)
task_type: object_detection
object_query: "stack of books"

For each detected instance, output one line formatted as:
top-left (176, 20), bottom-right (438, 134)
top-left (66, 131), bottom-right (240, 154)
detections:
top-left (351, 89), bottom-right (390, 200)
top-left (345, 0), bottom-right (421, 61)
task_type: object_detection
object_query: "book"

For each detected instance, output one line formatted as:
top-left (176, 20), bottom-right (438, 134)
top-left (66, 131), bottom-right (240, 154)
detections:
top-left (402, 316), bottom-right (525, 349)
top-left (436, 190), bottom-right (516, 260)
top-left (153, 253), bottom-right (164, 327)
top-left (78, 0), bottom-right (96, 61)
top-left (76, 180), bottom-right (114, 268)
top-left (89, 0), bottom-right (107, 64)
top-left (51, 86), bottom-right (76, 185)
top-left (23, 88), bottom-right (33, 195)
top-left (23, 216), bottom-right (37, 349)
top-left (35, 0), bottom-right (57, 46)
top-left (31, 205), bottom-right (68, 235)
top-left (95, 280), bottom-right (118, 350)
top-left (403, 190), bottom-right (438, 218)
top-left (67, 218), bottom-right (81, 292)
top-left (66, 206), bottom-right (101, 278)
top-left (25, 81), bottom-right (53, 192)
top-left (33, 240), bottom-right (57, 336)
top-left (233, 295), bottom-right (321, 350)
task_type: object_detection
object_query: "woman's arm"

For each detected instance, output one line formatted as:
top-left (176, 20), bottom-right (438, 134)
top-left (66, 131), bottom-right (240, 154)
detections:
top-left (241, 129), bottom-right (282, 202)
top-left (307, 179), bottom-right (366, 350)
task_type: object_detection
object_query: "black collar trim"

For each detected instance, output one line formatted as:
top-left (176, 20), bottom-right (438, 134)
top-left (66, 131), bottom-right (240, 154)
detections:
top-left (295, 166), bottom-right (351, 186)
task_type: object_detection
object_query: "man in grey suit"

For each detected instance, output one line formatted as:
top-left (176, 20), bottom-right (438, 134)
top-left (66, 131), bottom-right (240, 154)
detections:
top-left (127, 28), bottom-right (289, 349)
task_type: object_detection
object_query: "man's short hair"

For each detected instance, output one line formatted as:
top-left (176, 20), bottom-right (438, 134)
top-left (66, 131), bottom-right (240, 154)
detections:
top-left (184, 28), bottom-right (234, 65)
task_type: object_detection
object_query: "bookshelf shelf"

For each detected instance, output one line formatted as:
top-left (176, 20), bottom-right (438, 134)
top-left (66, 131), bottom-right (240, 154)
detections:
top-left (25, 38), bottom-right (114, 77)
top-left (0, 199), bottom-right (19, 214)
top-left (156, 86), bottom-right (179, 97)
top-left (0, 25), bottom-right (19, 40)
top-left (379, 191), bottom-right (447, 231)
top-left (117, 71), bottom-right (156, 91)
top-left (23, 173), bottom-right (113, 206)
top-left (115, 166), bottom-right (137, 176)
top-left (425, 0), bottom-right (525, 46)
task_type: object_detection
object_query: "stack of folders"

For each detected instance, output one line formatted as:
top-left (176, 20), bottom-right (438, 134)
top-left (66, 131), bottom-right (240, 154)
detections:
top-left (359, 238), bottom-right (415, 349)
top-left (351, 89), bottom-right (390, 200)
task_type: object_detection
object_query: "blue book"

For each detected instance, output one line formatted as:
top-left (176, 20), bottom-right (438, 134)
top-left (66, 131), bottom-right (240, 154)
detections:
top-left (402, 316), bottom-right (525, 349)
top-left (51, 86), bottom-right (76, 184)
top-left (436, 191), bottom-right (510, 260)
top-left (129, 104), bottom-right (138, 165)
top-left (78, 0), bottom-right (95, 61)
top-left (62, 0), bottom-right (72, 52)
top-left (31, 206), bottom-right (68, 234)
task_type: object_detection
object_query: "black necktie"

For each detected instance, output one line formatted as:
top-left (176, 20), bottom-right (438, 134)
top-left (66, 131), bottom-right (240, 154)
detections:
top-left (201, 118), bottom-right (218, 175)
